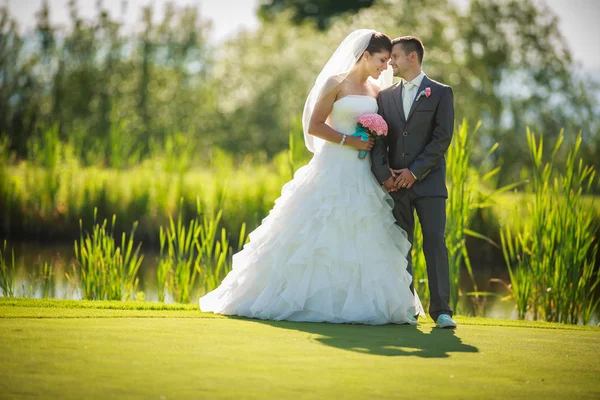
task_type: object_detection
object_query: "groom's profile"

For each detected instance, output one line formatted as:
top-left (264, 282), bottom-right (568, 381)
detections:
top-left (371, 36), bottom-right (456, 329)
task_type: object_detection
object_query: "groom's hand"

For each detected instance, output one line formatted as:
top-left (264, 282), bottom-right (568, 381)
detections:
top-left (392, 169), bottom-right (416, 189)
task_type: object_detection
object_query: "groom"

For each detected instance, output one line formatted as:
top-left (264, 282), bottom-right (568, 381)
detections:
top-left (371, 36), bottom-right (456, 329)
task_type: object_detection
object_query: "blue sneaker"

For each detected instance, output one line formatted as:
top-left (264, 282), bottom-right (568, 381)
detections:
top-left (435, 314), bottom-right (457, 329)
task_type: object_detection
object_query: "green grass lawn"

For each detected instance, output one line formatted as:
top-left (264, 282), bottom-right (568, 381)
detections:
top-left (1, 298), bottom-right (599, 399)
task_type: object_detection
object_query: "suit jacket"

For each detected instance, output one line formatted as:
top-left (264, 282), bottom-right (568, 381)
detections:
top-left (371, 75), bottom-right (454, 198)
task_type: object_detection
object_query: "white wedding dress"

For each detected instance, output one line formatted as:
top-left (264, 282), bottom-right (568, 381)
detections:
top-left (200, 95), bottom-right (424, 324)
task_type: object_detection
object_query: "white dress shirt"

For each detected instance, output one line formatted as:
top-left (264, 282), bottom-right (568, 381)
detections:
top-left (401, 71), bottom-right (425, 181)
top-left (402, 70), bottom-right (426, 119)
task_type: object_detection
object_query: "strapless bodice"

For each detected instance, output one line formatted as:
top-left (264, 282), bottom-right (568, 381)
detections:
top-left (328, 95), bottom-right (378, 135)
top-left (313, 95), bottom-right (379, 161)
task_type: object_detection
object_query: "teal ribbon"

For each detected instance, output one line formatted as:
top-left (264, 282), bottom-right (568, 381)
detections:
top-left (351, 125), bottom-right (370, 159)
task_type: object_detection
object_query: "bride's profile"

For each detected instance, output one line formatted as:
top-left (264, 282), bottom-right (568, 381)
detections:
top-left (200, 29), bottom-right (423, 324)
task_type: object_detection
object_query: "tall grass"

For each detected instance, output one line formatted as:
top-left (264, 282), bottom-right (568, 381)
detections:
top-left (158, 202), bottom-right (203, 304)
top-left (3, 125), bottom-right (599, 318)
top-left (22, 259), bottom-right (55, 299)
top-left (0, 136), bottom-right (19, 238)
top-left (27, 125), bottom-right (62, 215)
top-left (157, 199), bottom-right (249, 303)
top-left (39, 262), bottom-right (54, 299)
top-left (0, 241), bottom-right (15, 297)
top-left (412, 120), bottom-right (523, 315)
top-left (1, 130), bottom-right (294, 246)
top-left (71, 209), bottom-right (143, 300)
top-left (196, 211), bottom-right (246, 294)
top-left (444, 120), bottom-right (481, 313)
top-left (410, 222), bottom-right (429, 309)
top-left (500, 129), bottom-right (600, 324)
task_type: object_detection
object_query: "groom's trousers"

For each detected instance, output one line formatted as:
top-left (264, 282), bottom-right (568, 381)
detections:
top-left (390, 189), bottom-right (453, 321)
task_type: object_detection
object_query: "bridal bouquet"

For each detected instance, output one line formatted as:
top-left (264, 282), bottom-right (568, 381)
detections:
top-left (352, 113), bottom-right (388, 159)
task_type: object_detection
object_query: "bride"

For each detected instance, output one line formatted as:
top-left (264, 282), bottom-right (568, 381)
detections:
top-left (200, 29), bottom-right (424, 324)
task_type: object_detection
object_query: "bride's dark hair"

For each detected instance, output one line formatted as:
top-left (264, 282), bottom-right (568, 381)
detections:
top-left (365, 32), bottom-right (392, 55)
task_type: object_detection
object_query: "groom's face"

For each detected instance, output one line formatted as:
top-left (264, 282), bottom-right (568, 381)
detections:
top-left (389, 44), bottom-right (411, 78)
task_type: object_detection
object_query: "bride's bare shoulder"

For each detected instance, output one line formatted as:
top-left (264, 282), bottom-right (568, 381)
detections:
top-left (324, 74), bottom-right (346, 89)
top-left (320, 75), bottom-right (345, 99)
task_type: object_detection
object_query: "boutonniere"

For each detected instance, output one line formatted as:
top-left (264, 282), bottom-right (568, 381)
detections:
top-left (415, 87), bottom-right (431, 102)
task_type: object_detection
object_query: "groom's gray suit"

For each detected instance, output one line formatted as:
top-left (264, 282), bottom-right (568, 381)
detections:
top-left (371, 74), bottom-right (454, 320)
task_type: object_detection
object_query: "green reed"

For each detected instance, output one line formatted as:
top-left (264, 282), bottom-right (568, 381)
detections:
top-left (500, 129), bottom-right (599, 324)
top-left (71, 209), bottom-right (143, 300)
top-left (196, 208), bottom-right (232, 294)
top-left (446, 119), bottom-right (524, 314)
top-left (2, 138), bottom-right (289, 245)
top-left (40, 262), bottom-right (54, 299)
top-left (156, 251), bottom-right (172, 303)
top-left (410, 222), bottom-right (428, 308)
top-left (0, 136), bottom-right (20, 236)
top-left (157, 198), bottom-right (249, 303)
top-left (158, 202), bottom-right (203, 304)
top-left (23, 259), bottom-right (55, 299)
top-left (444, 120), bottom-right (480, 313)
top-left (4, 125), bottom-right (599, 317)
top-left (27, 125), bottom-right (63, 215)
top-left (0, 241), bottom-right (16, 297)
top-left (412, 120), bottom-right (523, 315)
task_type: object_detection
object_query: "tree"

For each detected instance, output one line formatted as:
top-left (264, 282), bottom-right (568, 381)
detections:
top-left (225, 0), bottom-right (599, 184)
top-left (0, 1), bottom-right (214, 165)
top-left (258, 0), bottom-right (374, 30)
top-left (0, 6), bottom-right (40, 155)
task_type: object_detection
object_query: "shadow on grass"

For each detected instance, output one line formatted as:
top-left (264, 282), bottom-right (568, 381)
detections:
top-left (236, 317), bottom-right (479, 358)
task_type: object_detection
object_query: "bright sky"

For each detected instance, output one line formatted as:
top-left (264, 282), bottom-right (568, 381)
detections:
top-left (5, 0), bottom-right (600, 71)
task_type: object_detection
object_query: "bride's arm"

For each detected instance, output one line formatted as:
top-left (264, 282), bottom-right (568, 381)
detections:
top-left (308, 82), bottom-right (373, 151)
top-left (371, 91), bottom-right (396, 190)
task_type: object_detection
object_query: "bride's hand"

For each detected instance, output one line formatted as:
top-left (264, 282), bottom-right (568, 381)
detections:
top-left (346, 135), bottom-right (374, 151)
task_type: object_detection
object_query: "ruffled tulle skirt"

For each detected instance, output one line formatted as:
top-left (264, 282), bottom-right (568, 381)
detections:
top-left (200, 142), bottom-right (424, 324)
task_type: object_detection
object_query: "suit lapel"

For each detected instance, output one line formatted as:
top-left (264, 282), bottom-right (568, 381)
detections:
top-left (391, 82), bottom-right (406, 123)
top-left (406, 76), bottom-right (431, 122)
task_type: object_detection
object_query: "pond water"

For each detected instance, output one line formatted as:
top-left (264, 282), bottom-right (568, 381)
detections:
top-left (6, 241), bottom-right (164, 302)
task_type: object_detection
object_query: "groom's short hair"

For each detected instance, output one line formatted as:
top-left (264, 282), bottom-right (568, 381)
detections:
top-left (392, 36), bottom-right (424, 64)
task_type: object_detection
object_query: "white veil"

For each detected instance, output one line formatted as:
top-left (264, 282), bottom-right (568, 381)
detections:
top-left (302, 29), bottom-right (394, 153)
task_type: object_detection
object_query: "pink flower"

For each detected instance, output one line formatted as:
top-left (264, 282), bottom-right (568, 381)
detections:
top-left (416, 87), bottom-right (432, 102)
top-left (356, 113), bottom-right (388, 136)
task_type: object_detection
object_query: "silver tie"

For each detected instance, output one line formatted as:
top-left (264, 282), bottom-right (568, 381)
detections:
top-left (402, 81), bottom-right (416, 119)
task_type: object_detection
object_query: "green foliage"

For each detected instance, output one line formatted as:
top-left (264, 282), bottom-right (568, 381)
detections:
top-left (71, 209), bottom-right (143, 301)
top-left (0, 136), bottom-right (19, 236)
top-left (1, 0), bottom-right (598, 182)
top-left (220, 0), bottom-right (599, 180)
top-left (3, 124), bottom-right (599, 321)
top-left (0, 240), bottom-right (15, 297)
top-left (2, 0), bottom-right (599, 318)
top-left (158, 202), bottom-right (203, 303)
top-left (410, 222), bottom-right (428, 309)
top-left (1, 1), bottom-right (213, 163)
top-left (195, 209), bottom-right (228, 294)
top-left (412, 120), bottom-right (526, 315)
top-left (157, 199), bottom-right (249, 303)
top-left (259, 0), bottom-right (374, 30)
top-left (39, 261), bottom-right (54, 299)
top-left (0, 131), bottom-right (294, 244)
top-left (500, 129), bottom-right (600, 324)
top-left (445, 120), bottom-right (482, 313)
